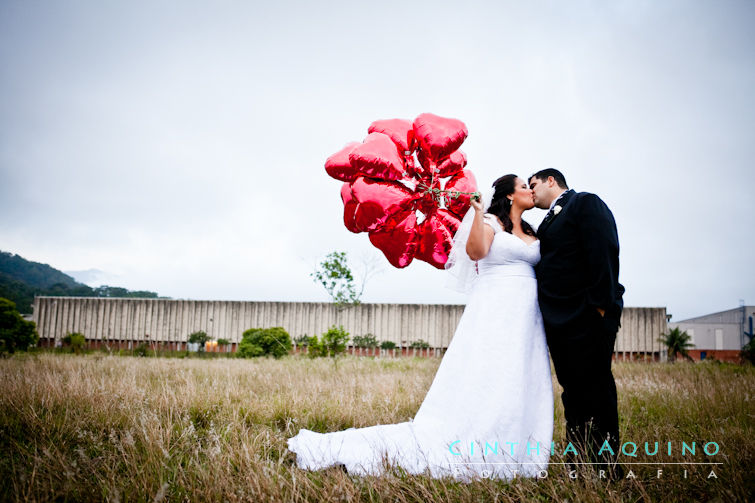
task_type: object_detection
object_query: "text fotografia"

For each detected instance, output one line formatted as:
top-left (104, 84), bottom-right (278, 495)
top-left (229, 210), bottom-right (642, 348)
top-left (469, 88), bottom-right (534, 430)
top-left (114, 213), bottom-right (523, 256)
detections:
top-left (447, 440), bottom-right (722, 480)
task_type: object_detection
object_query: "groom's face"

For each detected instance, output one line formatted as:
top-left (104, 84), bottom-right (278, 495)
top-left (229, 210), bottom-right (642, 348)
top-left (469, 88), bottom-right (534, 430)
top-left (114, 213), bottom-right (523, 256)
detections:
top-left (528, 176), bottom-right (551, 209)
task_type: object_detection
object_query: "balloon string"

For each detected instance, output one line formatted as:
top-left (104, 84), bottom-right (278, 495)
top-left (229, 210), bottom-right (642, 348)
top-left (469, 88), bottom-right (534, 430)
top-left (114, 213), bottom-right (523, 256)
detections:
top-left (416, 181), bottom-right (481, 201)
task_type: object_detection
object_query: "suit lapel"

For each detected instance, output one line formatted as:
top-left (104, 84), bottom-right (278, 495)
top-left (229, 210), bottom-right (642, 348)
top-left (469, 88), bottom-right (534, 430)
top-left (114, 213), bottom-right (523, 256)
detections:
top-left (538, 190), bottom-right (575, 237)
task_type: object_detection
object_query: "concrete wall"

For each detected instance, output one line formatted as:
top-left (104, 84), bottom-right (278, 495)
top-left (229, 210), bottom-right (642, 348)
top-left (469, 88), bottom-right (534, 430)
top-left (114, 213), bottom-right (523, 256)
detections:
top-left (33, 297), bottom-right (667, 356)
top-left (614, 306), bottom-right (668, 356)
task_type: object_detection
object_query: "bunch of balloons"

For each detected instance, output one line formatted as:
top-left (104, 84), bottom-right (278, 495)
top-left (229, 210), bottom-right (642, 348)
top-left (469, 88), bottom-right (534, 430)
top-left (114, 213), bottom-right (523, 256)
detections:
top-left (324, 113), bottom-right (478, 269)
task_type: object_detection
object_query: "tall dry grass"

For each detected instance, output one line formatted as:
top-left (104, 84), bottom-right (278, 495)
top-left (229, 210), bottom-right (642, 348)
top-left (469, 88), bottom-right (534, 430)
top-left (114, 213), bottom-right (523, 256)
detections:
top-left (0, 353), bottom-right (752, 502)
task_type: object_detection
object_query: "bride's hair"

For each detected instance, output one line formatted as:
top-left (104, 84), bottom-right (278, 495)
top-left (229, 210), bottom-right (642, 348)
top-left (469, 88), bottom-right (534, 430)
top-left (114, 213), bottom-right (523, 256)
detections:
top-left (487, 174), bottom-right (536, 237)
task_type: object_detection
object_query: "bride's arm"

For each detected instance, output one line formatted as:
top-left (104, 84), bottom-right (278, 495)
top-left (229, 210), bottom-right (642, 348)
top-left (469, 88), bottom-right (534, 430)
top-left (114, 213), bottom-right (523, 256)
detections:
top-left (465, 202), bottom-right (495, 260)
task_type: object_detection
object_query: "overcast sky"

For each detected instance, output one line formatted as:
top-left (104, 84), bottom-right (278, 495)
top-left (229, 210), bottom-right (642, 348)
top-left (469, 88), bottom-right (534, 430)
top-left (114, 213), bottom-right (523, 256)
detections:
top-left (1, 1), bottom-right (753, 321)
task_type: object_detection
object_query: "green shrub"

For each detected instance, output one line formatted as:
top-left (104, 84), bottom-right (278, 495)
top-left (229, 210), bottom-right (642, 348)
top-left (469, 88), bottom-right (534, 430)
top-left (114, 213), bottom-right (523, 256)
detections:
top-left (379, 340), bottom-right (396, 350)
top-left (306, 335), bottom-right (325, 358)
top-left (293, 334), bottom-right (310, 346)
top-left (238, 327), bottom-right (292, 359)
top-left (304, 329), bottom-right (351, 358)
top-left (352, 333), bottom-right (378, 348)
top-left (216, 338), bottom-right (231, 346)
top-left (62, 332), bottom-right (86, 354)
top-left (237, 338), bottom-right (264, 357)
top-left (740, 339), bottom-right (755, 365)
top-left (188, 331), bottom-right (209, 351)
top-left (320, 325), bottom-right (349, 357)
top-left (133, 343), bottom-right (149, 357)
top-left (409, 339), bottom-right (430, 349)
top-left (0, 298), bottom-right (39, 354)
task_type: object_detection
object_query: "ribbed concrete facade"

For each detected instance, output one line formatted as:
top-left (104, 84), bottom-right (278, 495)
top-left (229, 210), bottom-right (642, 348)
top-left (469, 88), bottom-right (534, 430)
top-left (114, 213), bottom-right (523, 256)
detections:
top-left (613, 306), bottom-right (668, 357)
top-left (32, 297), bottom-right (667, 356)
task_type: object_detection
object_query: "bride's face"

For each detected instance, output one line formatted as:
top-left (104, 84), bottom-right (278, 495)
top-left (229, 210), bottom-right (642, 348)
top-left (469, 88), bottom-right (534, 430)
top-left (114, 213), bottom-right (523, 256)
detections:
top-left (511, 177), bottom-right (535, 210)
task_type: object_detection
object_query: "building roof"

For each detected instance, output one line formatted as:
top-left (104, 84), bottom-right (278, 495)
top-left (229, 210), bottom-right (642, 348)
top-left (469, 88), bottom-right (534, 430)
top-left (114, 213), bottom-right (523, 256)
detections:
top-left (675, 306), bottom-right (755, 325)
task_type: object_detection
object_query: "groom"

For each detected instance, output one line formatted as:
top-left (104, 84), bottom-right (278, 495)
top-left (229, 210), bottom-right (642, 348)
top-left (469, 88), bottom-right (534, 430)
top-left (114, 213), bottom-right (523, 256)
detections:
top-left (529, 168), bottom-right (625, 478)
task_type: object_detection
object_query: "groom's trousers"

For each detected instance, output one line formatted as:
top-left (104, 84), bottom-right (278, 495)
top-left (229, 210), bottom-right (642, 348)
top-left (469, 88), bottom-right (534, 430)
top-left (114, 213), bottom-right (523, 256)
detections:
top-left (545, 308), bottom-right (622, 476)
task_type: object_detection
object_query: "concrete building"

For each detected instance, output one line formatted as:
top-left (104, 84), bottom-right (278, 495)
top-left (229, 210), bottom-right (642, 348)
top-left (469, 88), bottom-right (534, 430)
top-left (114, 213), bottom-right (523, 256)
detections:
top-left (32, 297), bottom-right (668, 359)
top-left (670, 305), bottom-right (754, 362)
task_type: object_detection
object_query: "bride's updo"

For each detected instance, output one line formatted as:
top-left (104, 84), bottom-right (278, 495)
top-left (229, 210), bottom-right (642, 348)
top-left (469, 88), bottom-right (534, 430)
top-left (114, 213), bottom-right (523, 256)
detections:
top-left (487, 174), bottom-right (536, 237)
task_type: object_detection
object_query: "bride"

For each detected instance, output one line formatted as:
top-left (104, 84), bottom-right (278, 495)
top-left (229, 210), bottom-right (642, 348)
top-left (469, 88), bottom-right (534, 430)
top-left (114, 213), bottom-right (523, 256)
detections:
top-left (287, 174), bottom-right (553, 481)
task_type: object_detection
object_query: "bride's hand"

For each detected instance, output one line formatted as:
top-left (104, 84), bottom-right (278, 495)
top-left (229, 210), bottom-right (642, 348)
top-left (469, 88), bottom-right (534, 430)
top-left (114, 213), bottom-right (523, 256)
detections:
top-left (470, 197), bottom-right (484, 212)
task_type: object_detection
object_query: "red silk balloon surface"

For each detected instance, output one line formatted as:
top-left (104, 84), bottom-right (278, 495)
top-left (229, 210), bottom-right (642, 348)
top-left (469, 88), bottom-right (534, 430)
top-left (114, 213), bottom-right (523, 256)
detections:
top-left (326, 142), bottom-right (360, 182)
top-left (368, 119), bottom-right (416, 153)
top-left (444, 169), bottom-right (478, 219)
top-left (368, 211), bottom-right (418, 269)
top-left (413, 113), bottom-right (468, 162)
top-left (349, 133), bottom-right (406, 181)
top-left (325, 113), bottom-right (477, 269)
top-left (350, 177), bottom-right (415, 232)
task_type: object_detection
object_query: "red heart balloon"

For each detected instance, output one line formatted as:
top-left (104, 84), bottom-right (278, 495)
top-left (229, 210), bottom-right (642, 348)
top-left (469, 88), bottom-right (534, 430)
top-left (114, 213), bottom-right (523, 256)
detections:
top-left (433, 208), bottom-right (462, 237)
top-left (325, 114), bottom-right (478, 269)
top-left (340, 182), bottom-right (360, 233)
top-left (404, 155), bottom-right (424, 178)
top-left (368, 119), bottom-right (416, 153)
top-left (415, 176), bottom-right (441, 215)
top-left (325, 142), bottom-right (360, 182)
top-left (415, 147), bottom-right (434, 176)
top-left (350, 176), bottom-right (417, 232)
top-left (413, 113), bottom-right (468, 162)
top-left (368, 210), bottom-right (418, 268)
top-left (416, 148), bottom-right (466, 179)
top-left (414, 212), bottom-right (456, 269)
top-left (349, 132), bottom-right (406, 181)
top-left (436, 150), bottom-right (467, 178)
top-left (444, 168), bottom-right (478, 218)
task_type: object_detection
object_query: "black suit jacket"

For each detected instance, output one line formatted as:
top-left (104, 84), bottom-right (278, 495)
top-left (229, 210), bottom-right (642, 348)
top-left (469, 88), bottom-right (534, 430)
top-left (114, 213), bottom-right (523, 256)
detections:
top-left (535, 189), bottom-right (625, 329)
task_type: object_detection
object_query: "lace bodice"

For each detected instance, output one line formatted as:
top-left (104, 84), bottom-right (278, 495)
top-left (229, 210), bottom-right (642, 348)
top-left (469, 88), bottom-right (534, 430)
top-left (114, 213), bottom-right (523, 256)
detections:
top-left (477, 213), bottom-right (540, 276)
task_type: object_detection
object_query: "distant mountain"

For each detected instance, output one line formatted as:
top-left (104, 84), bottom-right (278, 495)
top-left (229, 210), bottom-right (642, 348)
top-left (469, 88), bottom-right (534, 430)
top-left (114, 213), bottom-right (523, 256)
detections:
top-left (0, 251), bottom-right (80, 290)
top-left (0, 251), bottom-right (162, 314)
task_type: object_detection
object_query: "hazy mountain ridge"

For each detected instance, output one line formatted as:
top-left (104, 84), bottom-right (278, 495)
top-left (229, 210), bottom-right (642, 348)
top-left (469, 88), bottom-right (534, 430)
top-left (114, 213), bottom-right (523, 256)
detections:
top-left (0, 251), bottom-right (161, 314)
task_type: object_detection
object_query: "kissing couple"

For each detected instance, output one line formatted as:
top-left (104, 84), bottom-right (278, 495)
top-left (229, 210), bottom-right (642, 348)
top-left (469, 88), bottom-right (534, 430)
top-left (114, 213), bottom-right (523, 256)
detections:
top-left (288, 168), bottom-right (625, 481)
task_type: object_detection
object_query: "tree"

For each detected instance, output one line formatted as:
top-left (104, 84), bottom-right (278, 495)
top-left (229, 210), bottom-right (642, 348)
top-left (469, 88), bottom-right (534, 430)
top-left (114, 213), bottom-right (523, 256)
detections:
top-left (658, 327), bottom-right (695, 362)
top-left (0, 297), bottom-right (39, 354)
top-left (310, 251), bottom-right (381, 309)
top-left (311, 251), bottom-right (359, 307)
top-left (305, 326), bottom-right (350, 366)
top-left (320, 325), bottom-right (350, 357)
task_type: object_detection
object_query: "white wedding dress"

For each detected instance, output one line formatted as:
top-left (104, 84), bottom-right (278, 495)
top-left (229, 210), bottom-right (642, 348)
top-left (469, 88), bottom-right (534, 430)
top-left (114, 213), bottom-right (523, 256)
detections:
top-left (287, 214), bottom-right (553, 480)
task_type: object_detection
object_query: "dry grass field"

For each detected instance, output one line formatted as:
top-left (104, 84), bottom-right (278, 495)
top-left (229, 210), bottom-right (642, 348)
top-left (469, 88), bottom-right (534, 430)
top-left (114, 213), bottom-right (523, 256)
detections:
top-left (0, 353), bottom-right (752, 502)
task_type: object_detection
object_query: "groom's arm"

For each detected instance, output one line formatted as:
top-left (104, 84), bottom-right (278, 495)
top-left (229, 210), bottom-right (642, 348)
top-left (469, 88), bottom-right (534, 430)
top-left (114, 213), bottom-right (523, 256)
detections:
top-left (576, 193), bottom-right (621, 316)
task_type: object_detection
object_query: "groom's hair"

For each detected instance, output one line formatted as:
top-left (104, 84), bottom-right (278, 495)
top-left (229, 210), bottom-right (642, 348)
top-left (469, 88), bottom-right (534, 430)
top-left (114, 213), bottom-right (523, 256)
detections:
top-left (529, 168), bottom-right (568, 189)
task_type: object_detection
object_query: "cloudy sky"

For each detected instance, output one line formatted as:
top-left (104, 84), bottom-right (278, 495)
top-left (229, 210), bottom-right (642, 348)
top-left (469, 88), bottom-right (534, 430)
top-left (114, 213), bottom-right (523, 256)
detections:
top-left (1, 1), bottom-right (753, 321)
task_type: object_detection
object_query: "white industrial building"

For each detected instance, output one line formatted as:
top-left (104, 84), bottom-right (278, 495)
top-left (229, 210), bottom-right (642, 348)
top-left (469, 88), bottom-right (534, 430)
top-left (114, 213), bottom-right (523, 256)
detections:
top-left (670, 305), bottom-right (754, 362)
